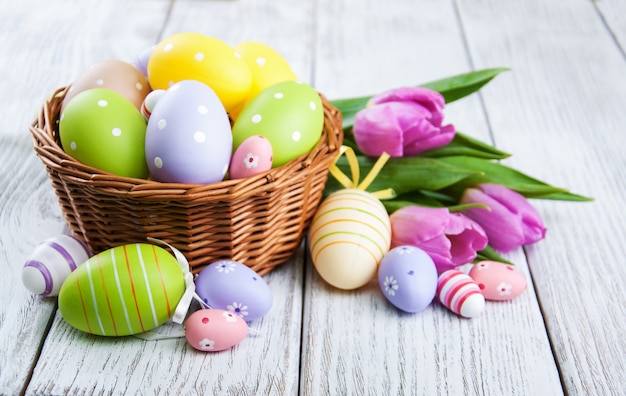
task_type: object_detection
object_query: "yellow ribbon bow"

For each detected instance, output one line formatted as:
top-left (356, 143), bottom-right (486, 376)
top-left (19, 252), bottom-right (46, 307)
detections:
top-left (328, 145), bottom-right (396, 200)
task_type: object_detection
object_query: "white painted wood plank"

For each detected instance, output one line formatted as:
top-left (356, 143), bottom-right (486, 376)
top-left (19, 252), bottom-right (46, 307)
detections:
top-left (0, 140), bottom-right (67, 395)
top-left (304, 0), bottom-right (563, 394)
top-left (164, 0), bottom-right (316, 84)
top-left (0, 0), bottom-right (161, 394)
top-left (26, 254), bottom-right (305, 396)
top-left (2, 0), bottom-right (624, 395)
top-left (12, 0), bottom-right (309, 394)
top-left (595, 0), bottom-right (626, 51)
top-left (457, 0), bottom-right (626, 394)
top-left (0, 0), bottom-right (170, 139)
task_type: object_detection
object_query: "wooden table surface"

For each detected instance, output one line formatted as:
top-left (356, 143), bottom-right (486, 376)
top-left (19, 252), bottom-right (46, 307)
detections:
top-left (1, 0), bottom-right (624, 395)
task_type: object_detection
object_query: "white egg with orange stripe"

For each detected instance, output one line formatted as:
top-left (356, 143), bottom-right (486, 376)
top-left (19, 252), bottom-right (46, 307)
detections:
top-left (309, 146), bottom-right (393, 290)
top-left (58, 240), bottom-right (195, 336)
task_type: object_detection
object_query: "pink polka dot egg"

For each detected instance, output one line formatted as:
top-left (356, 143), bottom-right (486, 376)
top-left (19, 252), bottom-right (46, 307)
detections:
top-left (185, 309), bottom-right (249, 352)
top-left (469, 260), bottom-right (527, 301)
top-left (22, 234), bottom-right (92, 297)
top-left (229, 135), bottom-right (273, 179)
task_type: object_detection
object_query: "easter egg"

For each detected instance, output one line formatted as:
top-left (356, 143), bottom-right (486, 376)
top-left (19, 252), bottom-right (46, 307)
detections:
top-left (185, 309), bottom-right (248, 352)
top-left (378, 246), bottom-right (438, 313)
top-left (228, 135), bottom-right (273, 179)
top-left (195, 260), bottom-right (272, 322)
top-left (140, 89), bottom-right (166, 122)
top-left (59, 88), bottom-right (149, 178)
top-left (133, 45), bottom-right (155, 79)
top-left (147, 32), bottom-right (252, 112)
top-left (230, 41), bottom-right (297, 120)
top-left (22, 234), bottom-right (92, 297)
top-left (437, 270), bottom-right (485, 318)
top-left (232, 80), bottom-right (324, 167)
top-left (58, 243), bottom-right (187, 336)
top-left (145, 80), bottom-right (232, 184)
top-left (469, 260), bottom-right (527, 301)
top-left (62, 59), bottom-right (150, 111)
top-left (309, 188), bottom-right (391, 290)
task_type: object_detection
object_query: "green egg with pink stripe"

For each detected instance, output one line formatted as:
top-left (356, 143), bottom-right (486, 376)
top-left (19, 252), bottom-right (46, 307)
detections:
top-left (58, 243), bottom-right (186, 336)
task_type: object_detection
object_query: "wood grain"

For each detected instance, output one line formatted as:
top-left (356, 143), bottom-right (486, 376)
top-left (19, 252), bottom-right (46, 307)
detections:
top-left (458, 0), bottom-right (626, 394)
top-left (304, 2), bottom-right (564, 394)
top-left (0, 0), bottom-right (624, 395)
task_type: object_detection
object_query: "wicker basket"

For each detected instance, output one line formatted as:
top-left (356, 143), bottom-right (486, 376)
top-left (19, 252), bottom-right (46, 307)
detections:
top-left (30, 86), bottom-right (343, 276)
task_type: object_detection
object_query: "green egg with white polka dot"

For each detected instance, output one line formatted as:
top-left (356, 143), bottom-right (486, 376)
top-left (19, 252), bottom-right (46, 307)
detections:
top-left (59, 88), bottom-right (149, 179)
top-left (232, 80), bottom-right (324, 167)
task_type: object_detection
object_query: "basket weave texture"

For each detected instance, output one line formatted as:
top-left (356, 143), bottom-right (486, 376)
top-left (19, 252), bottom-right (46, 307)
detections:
top-left (30, 86), bottom-right (343, 276)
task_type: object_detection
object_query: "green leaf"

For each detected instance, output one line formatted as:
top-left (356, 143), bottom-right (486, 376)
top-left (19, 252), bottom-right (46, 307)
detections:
top-left (532, 191), bottom-right (593, 202)
top-left (474, 246), bottom-right (514, 265)
top-left (437, 156), bottom-right (593, 201)
top-left (421, 67), bottom-right (510, 104)
top-left (330, 67), bottom-right (510, 129)
top-left (420, 132), bottom-right (511, 160)
top-left (323, 155), bottom-right (481, 197)
top-left (330, 96), bottom-right (371, 130)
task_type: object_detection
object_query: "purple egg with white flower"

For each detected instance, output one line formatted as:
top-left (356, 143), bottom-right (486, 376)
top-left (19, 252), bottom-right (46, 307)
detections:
top-left (145, 80), bottom-right (232, 183)
top-left (195, 260), bottom-right (273, 322)
top-left (229, 135), bottom-right (273, 179)
top-left (22, 234), bottom-right (92, 297)
top-left (378, 245), bottom-right (438, 313)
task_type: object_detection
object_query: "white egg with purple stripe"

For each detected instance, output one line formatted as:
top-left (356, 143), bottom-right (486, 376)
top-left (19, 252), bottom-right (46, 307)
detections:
top-left (22, 234), bottom-right (92, 297)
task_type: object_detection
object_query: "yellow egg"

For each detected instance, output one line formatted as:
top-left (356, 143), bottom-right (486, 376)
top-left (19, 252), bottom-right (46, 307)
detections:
top-left (147, 32), bottom-right (252, 112)
top-left (230, 41), bottom-right (297, 120)
top-left (309, 189), bottom-right (391, 290)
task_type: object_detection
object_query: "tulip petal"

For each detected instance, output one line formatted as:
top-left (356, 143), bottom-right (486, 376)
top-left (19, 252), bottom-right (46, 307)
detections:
top-left (445, 213), bottom-right (488, 265)
top-left (353, 104), bottom-right (404, 157)
top-left (461, 188), bottom-right (525, 252)
top-left (476, 184), bottom-right (547, 244)
top-left (390, 206), bottom-right (488, 273)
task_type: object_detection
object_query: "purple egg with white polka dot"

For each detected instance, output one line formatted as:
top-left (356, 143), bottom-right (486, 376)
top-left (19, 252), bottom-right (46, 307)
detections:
top-left (145, 80), bottom-right (232, 184)
top-left (378, 245), bottom-right (438, 313)
top-left (195, 260), bottom-right (273, 322)
top-left (22, 234), bottom-right (92, 297)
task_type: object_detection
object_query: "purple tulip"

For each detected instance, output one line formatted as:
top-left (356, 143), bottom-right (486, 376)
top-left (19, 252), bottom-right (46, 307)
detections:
top-left (460, 183), bottom-right (547, 252)
top-left (390, 206), bottom-right (488, 274)
top-left (353, 87), bottom-right (455, 157)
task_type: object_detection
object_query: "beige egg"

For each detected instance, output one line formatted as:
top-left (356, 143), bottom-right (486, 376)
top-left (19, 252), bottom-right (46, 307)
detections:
top-left (309, 188), bottom-right (391, 290)
top-left (62, 59), bottom-right (150, 111)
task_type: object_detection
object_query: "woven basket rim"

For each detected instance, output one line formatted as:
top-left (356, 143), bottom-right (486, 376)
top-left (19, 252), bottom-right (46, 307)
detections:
top-left (29, 86), bottom-right (342, 201)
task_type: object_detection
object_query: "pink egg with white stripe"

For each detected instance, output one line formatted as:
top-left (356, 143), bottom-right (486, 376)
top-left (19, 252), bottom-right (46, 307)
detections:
top-left (436, 269), bottom-right (485, 318)
top-left (22, 234), bottom-right (92, 297)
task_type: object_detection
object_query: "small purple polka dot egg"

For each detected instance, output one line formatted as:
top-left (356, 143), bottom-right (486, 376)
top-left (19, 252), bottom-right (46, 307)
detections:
top-left (378, 246), bottom-right (438, 313)
top-left (145, 80), bottom-right (232, 183)
top-left (22, 234), bottom-right (91, 297)
top-left (195, 260), bottom-right (272, 322)
top-left (229, 135), bottom-right (273, 179)
top-left (133, 45), bottom-right (155, 79)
